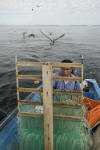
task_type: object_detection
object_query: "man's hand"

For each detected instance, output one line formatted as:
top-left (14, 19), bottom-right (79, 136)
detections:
top-left (34, 80), bottom-right (40, 85)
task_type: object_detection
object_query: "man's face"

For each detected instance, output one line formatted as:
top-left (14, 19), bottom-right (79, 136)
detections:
top-left (61, 67), bottom-right (72, 77)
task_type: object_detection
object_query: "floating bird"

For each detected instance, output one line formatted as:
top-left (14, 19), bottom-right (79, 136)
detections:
top-left (40, 30), bottom-right (65, 45)
top-left (23, 32), bottom-right (27, 39)
top-left (28, 34), bottom-right (35, 38)
top-left (23, 32), bottom-right (35, 39)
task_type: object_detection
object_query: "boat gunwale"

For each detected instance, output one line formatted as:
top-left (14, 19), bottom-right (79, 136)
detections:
top-left (0, 107), bottom-right (18, 131)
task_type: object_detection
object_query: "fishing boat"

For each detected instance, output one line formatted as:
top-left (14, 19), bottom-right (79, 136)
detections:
top-left (0, 58), bottom-right (100, 150)
top-left (0, 107), bottom-right (18, 150)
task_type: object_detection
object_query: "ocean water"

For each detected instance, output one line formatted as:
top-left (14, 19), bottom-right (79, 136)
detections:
top-left (0, 25), bottom-right (100, 114)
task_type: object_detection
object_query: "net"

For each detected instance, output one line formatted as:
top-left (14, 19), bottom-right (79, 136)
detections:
top-left (18, 94), bottom-right (91, 150)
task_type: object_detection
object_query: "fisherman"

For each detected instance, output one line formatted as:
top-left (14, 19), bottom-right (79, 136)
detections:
top-left (53, 59), bottom-right (81, 91)
top-left (34, 59), bottom-right (81, 102)
top-left (34, 59), bottom-right (81, 91)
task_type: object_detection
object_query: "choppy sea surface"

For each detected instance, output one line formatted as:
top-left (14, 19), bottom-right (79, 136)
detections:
top-left (0, 25), bottom-right (100, 114)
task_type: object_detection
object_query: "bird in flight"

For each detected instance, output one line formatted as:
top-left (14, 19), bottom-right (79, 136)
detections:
top-left (40, 30), bottom-right (65, 45)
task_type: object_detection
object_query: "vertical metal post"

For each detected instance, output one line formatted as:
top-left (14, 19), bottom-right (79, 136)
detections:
top-left (42, 64), bottom-right (53, 150)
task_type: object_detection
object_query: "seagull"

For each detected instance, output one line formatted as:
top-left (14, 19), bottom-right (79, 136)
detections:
top-left (40, 30), bottom-right (65, 45)
top-left (23, 32), bottom-right (27, 39)
top-left (28, 34), bottom-right (35, 38)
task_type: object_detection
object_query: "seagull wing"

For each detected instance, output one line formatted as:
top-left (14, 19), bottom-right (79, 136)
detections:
top-left (53, 33), bottom-right (65, 42)
top-left (40, 30), bottom-right (52, 42)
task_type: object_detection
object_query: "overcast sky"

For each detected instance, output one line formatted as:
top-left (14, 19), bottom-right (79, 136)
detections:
top-left (0, 0), bottom-right (100, 25)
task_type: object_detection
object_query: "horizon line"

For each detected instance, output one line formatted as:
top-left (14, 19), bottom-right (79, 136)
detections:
top-left (0, 24), bottom-right (100, 26)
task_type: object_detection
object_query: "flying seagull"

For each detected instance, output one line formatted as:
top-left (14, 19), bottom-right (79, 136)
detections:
top-left (40, 30), bottom-right (65, 45)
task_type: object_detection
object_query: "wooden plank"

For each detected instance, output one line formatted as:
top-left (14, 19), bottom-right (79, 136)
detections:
top-left (54, 115), bottom-right (81, 122)
top-left (53, 76), bottom-right (82, 82)
top-left (81, 63), bottom-right (84, 97)
top-left (18, 100), bottom-right (81, 108)
top-left (17, 75), bottom-right (42, 80)
top-left (53, 89), bottom-right (82, 95)
top-left (80, 56), bottom-right (84, 119)
top-left (15, 56), bottom-right (20, 112)
top-left (51, 62), bottom-right (82, 68)
top-left (16, 61), bottom-right (44, 66)
top-left (19, 112), bottom-right (82, 122)
top-left (19, 112), bottom-right (43, 117)
top-left (16, 61), bottom-right (82, 68)
top-left (42, 65), bottom-right (53, 150)
top-left (18, 100), bottom-right (43, 105)
top-left (53, 102), bottom-right (81, 108)
top-left (18, 87), bottom-right (42, 93)
top-left (81, 56), bottom-right (84, 97)
top-left (17, 75), bottom-right (82, 82)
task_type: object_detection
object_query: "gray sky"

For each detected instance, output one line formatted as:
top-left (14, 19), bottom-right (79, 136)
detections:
top-left (0, 0), bottom-right (100, 25)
